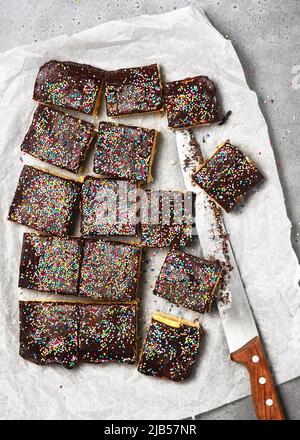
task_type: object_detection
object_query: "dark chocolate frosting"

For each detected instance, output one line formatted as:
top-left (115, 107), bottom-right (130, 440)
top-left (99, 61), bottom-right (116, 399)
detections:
top-left (8, 165), bottom-right (81, 236)
top-left (153, 249), bottom-right (222, 313)
top-left (105, 64), bottom-right (163, 116)
top-left (79, 239), bottom-right (141, 301)
top-left (80, 176), bottom-right (138, 236)
top-left (21, 104), bottom-right (95, 173)
top-left (94, 121), bottom-right (156, 183)
top-left (19, 233), bottom-right (81, 295)
top-left (19, 301), bottom-right (137, 367)
top-left (193, 140), bottom-right (264, 212)
top-left (19, 301), bottom-right (79, 368)
top-left (140, 190), bottom-right (194, 247)
top-left (78, 303), bottom-right (137, 364)
top-left (138, 317), bottom-right (202, 381)
top-left (164, 75), bottom-right (222, 129)
top-left (33, 60), bottom-right (104, 115)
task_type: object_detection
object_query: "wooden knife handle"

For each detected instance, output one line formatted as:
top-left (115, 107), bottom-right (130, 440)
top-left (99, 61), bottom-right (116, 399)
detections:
top-left (231, 336), bottom-right (285, 420)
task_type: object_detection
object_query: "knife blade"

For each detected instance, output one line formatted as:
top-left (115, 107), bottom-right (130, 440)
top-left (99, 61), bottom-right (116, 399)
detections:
top-left (176, 130), bottom-right (285, 420)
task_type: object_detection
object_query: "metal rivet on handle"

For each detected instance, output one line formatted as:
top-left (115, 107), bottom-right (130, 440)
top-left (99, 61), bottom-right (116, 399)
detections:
top-left (259, 377), bottom-right (266, 384)
top-left (252, 355), bottom-right (259, 363)
top-left (266, 399), bottom-right (273, 406)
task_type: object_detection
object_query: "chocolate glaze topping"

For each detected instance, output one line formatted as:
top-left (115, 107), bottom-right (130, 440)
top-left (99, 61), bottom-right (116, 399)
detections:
top-left (21, 104), bottom-right (95, 173)
top-left (80, 176), bottom-right (138, 236)
top-left (79, 239), bottom-right (141, 301)
top-left (105, 64), bottom-right (163, 116)
top-left (153, 249), bottom-right (222, 313)
top-left (164, 76), bottom-right (222, 129)
top-left (33, 60), bottom-right (104, 115)
top-left (19, 301), bottom-right (79, 368)
top-left (8, 165), bottom-right (81, 236)
top-left (193, 140), bottom-right (264, 212)
top-left (138, 316), bottom-right (202, 381)
top-left (19, 233), bottom-right (81, 295)
top-left (78, 303), bottom-right (137, 364)
top-left (140, 190), bottom-right (194, 247)
top-left (19, 301), bottom-right (137, 367)
top-left (94, 121), bottom-right (156, 183)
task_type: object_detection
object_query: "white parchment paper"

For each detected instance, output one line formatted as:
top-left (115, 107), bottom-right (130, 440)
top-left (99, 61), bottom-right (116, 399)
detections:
top-left (0, 7), bottom-right (300, 420)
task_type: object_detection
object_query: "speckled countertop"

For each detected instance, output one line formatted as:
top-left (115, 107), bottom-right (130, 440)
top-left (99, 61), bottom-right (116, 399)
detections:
top-left (1, 0), bottom-right (299, 420)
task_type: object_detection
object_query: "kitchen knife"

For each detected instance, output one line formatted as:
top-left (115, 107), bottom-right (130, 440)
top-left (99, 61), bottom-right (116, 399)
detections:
top-left (176, 130), bottom-right (285, 420)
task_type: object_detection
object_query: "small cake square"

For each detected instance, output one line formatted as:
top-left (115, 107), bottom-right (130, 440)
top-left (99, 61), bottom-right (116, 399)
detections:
top-left (193, 141), bottom-right (264, 212)
top-left (140, 190), bottom-right (194, 247)
top-left (105, 64), bottom-right (163, 116)
top-left (138, 312), bottom-right (202, 381)
top-left (21, 104), bottom-right (95, 173)
top-left (80, 177), bottom-right (138, 236)
top-left (93, 121), bottom-right (157, 183)
top-left (78, 303), bottom-right (137, 364)
top-left (19, 301), bottom-right (79, 368)
top-left (79, 239), bottom-right (141, 301)
top-left (164, 76), bottom-right (221, 129)
top-left (19, 233), bottom-right (81, 295)
top-left (153, 249), bottom-right (222, 313)
top-left (33, 60), bottom-right (104, 115)
top-left (8, 166), bottom-right (81, 236)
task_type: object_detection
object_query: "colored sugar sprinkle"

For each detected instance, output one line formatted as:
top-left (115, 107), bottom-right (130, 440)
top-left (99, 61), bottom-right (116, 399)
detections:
top-left (81, 177), bottom-right (138, 236)
top-left (140, 190), bottom-right (194, 247)
top-left (153, 249), bottom-right (222, 313)
top-left (105, 64), bottom-right (163, 116)
top-left (21, 104), bottom-right (94, 173)
top-left (138, 314), bottom-right (202, 381)
top-left (164, 76), bottom-right (222, 129)
top-left (79, 239), bottom-right (141, 301)
top-left (19, 301), bottom-right (79, 368)
top-left (78, 303), bottom-right (137, 364)
top-left (33, 60), bottom-right (104, 115)
top-left (193, 140), bottom-right (263, 212)
top-left (19, 233), bottom-right (81, 295)
top-left (8, 165), bottom-right (81, 236)
top-left (94, 121), bottom-right (156, 183)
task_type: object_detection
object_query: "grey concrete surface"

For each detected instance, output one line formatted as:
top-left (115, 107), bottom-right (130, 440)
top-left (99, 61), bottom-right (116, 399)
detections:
top-left (1, 0), bottom-right (299, 420)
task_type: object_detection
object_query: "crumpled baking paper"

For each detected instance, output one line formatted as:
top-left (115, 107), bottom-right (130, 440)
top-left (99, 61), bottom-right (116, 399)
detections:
top-left (0, 6), bottom-right (299, 420)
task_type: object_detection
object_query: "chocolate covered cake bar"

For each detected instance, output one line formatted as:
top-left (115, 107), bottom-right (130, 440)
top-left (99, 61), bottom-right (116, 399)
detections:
top-left (79, 239), bottom-right (141, 301)
top-left (93, 121), bottom-right (157, 183)
top-left (78, 303), bottom-right (137, 364)
top-left (19, 233), bottom-right (81, 295)
top-left (21, 104), bottom-right (95, 173)
top-left (193, 140), bottom-right (263, 212)
top-left (19, 301), bottom-right (79, 368)
top-left (164, 76), bottom-right (222, 129)
top-left (138, 312), bottom-right (202, 381)
top-left (105, 64), bottom-right (163, 116)
top-left (80, 177), bottom-right (138, 236)
top-left (140, 190), bottom-right (194, 247)
top-left (33, 60), bottom-right (104, 115)
top-left (153, 249), bottom-right (222, 313)
top-left (8, 166), bottom-right (81, 236)
top-left (20, 301), bottom-right (137, 367)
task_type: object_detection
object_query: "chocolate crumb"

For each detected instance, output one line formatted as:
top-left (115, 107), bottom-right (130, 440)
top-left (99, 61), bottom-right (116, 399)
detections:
top-left (208, 199), bottom-right (232, 304)
top-left (218, 110), bottom-right (232, 126)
